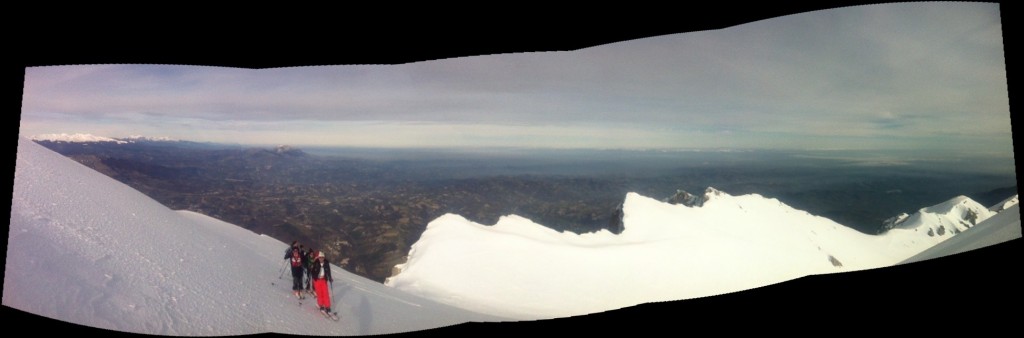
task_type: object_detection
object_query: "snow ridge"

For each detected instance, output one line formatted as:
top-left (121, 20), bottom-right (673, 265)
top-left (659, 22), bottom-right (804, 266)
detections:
top-left (885, 196), bottom-right (995, 237)
top-left (386, 186), bottom-right (1018, 320)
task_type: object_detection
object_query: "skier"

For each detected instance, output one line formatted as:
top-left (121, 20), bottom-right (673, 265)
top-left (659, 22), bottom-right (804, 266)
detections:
top-left (309, 251), bottom-right (334, 315)
top-left (287, 246), bottom-right (305, 299)
top-left (279, 241), bottom-right (299, 278)
top-left (304, 247), bottom-right (316, 297)
top-left (284, 240), bottom-right (298, 258)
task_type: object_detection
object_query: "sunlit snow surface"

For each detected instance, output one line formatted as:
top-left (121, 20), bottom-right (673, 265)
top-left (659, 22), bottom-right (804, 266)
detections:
top-left (3, 137), bottom-right (504, 335)
top-left (387, 187), bottom-right (1018, 319)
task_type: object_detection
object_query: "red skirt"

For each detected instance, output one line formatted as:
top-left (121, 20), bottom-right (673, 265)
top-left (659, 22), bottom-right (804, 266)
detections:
top-left (314, 278), bottom-right (331, 308)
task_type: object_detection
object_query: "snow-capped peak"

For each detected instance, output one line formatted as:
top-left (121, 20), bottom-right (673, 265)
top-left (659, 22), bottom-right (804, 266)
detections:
top-left (276, 145), bottom-right (293, 152)
top-left (271, 145), bottom-right (306, 156)
top-left (30, 133), bottom-right (127, 144)
top-left (990, 194), bottom-right (1019, 212)
top-left (665, 189), bottom-right (704, 207)
top-left (703, 187), bottom-right (727, 202)
top-left (664, 186), bottom-right (729, 207)
top-left (922, 195), bottom-right (973, 214)
top-left (30, 133), bottom-right (180, 144)
top-left (121, 135), bottom-right (178, 142)
top-left (881, 195), bottom-right (995, 238)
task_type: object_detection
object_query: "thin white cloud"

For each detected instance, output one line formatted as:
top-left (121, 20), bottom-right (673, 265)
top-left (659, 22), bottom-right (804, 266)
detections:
top-left (18, 3), bottom-right (1011, 154)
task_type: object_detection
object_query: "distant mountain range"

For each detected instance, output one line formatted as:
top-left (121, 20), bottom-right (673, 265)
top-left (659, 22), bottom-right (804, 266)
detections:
top-left (31, 133), bottom-right (178, 144)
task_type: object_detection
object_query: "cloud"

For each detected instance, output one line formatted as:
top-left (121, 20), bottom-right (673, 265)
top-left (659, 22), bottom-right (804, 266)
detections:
top-left (19, 3), bottom-right (1011, 154)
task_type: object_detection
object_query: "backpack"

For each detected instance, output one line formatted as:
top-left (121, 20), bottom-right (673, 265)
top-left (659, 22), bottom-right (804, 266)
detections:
top-left (290, 249), bottom-right (302, 268)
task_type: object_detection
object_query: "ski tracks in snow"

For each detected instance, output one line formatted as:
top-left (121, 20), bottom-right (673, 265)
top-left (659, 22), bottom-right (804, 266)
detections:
top-left (342, 278), bottom-right (422, 308)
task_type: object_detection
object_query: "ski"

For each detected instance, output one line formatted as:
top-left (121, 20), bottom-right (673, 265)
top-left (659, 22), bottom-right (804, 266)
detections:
top-left (320, 309), bottom-right (340, 321)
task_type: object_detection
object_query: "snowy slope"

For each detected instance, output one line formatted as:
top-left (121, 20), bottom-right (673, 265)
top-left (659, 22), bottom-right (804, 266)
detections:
top-left (386, 187), bottom-right (1017, 320)
top-left (3, 136), bottom-right (504, 335)
top-left (900, 204), bottom-right (1021, 264)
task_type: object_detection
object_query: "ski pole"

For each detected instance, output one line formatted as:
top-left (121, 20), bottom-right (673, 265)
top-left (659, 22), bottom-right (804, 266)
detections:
top-left (278, 259), bottom-right (287, 279)
top-left (330, 280), bottom-right (335, 309)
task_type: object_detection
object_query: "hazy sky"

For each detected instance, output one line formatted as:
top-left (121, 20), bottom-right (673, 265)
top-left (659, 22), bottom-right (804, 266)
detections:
top-left (18, 3), bottom-right (1012, 156)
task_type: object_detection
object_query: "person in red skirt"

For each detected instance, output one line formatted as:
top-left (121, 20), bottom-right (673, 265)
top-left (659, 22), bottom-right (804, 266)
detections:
top-left (309, 251), bottom-right (334, 314)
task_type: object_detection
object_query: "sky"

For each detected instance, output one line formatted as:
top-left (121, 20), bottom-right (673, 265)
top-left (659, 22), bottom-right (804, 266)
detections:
top-left (17, 3), bottom-right (1012, 157)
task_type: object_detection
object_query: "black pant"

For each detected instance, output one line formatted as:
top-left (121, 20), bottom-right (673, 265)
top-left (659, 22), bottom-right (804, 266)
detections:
top-left (291, 267), bottom-right (304, 291)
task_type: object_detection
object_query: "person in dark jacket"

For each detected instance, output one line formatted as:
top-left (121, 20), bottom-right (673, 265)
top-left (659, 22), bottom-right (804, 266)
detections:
top-left (283, 241), bottom-right (298, 260)
top-left (304, 247), bottom-right (315, 295)
top-left (286, 246), bottom-right (305, 298)
top-left (297, 245), bottom-right (309, 293)
top-left (310, 251), bottom-right (334, 313)
top-left (280, 241), bottom-right (298, 278)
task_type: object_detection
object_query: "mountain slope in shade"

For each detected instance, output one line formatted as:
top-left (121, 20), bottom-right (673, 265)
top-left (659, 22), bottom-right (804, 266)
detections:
top-left (4, 137), bottom-right (504, 335)
top-left (386, 187), bottom-right (1012, 320)
top-left (989, 194), bottom-right (1019, 212)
